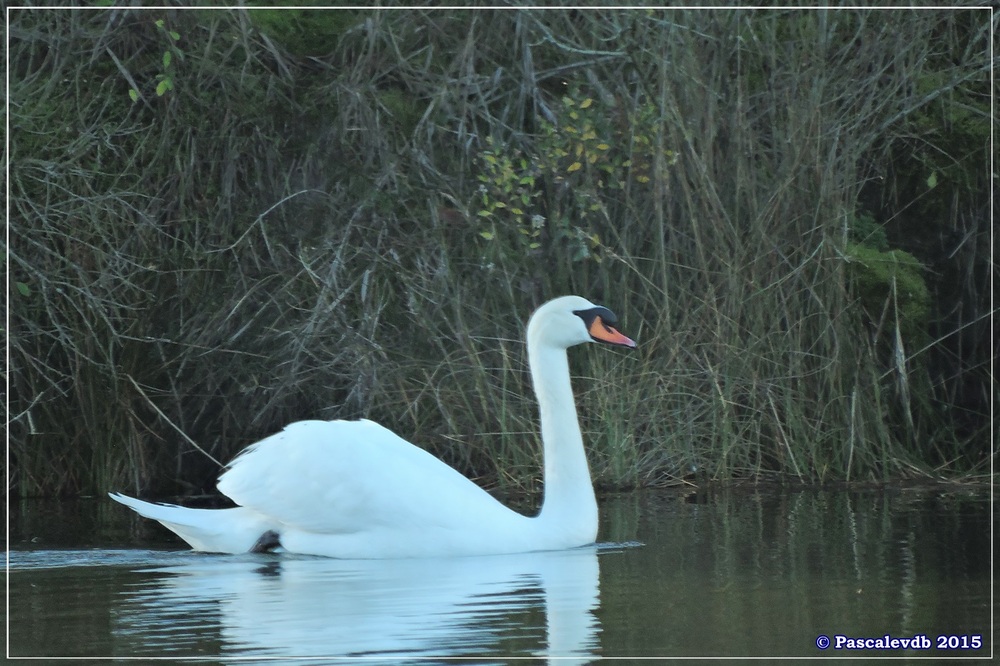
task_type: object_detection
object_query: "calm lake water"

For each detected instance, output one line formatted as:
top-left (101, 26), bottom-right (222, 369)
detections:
top-left (8, 487), bottom-right (994, 663)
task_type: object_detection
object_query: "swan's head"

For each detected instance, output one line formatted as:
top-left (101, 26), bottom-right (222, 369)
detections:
top-left (527, 295), bottom-right (637, 350)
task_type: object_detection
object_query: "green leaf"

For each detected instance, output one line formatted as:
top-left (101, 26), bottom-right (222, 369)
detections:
top-left (155, 78), bottom-right (172, 96)
top-left (128, 88), bottom-right (139, 103)
top-left (479, 231), bottom-right (495, 240)
top-left (15, 282), bottom-right (30, 297)
top-left (926, 172), bottom-right (938, 188)
top-left (169, 31), bottom-right (180, 41)
top-left (162, 50), bottom-right (172, 68)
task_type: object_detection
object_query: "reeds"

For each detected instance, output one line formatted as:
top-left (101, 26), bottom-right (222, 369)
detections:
top-left (7, 8), bottom-right (992, 497)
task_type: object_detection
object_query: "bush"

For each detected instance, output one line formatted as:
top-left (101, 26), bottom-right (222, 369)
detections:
top-left (7, 8), bottom-right (992, 497)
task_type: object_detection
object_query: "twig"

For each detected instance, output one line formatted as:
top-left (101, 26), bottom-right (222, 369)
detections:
top-left (210, 189), bottom-right (325, 253)
top-left (126, 374), bottom-right (223, 467)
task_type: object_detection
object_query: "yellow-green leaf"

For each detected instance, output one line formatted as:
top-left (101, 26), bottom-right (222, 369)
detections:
top-left (479, 231), bottom-right (495, 240)
top-left (567, 162), bottom-right (582, 173)
top-left (579, 98), bottom-right (593, 109)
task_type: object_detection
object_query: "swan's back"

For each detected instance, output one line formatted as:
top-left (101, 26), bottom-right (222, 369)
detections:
top-left (217, 420), bottom-right (527, 539)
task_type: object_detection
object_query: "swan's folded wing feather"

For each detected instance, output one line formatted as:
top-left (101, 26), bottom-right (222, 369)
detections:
top-left (216, 419), bottom-right (515, 535)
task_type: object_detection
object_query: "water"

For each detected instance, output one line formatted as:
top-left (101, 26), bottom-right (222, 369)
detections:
top-left (8, 487), bottom-right (993, 663)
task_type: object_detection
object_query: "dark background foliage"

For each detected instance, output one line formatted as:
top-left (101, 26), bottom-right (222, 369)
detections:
top-left (7, 7), bottom-right (994, 497)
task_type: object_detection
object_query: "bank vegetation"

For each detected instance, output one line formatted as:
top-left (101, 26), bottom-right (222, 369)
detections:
top-left (8, 7), bottom-right (995, 497)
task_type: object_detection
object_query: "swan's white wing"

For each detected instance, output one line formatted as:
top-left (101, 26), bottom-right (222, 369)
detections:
top-left (216, 419), bottom-right (519, 536)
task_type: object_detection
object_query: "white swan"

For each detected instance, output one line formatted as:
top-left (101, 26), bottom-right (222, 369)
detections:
top-left (110, 295), bottom-right (636, 558)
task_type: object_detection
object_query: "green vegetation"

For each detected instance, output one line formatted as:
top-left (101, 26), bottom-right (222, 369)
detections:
top-left (7, 8), bottom-right (993, 497)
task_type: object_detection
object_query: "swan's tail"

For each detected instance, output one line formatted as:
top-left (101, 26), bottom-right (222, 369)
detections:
top-left (109, 492), bottom-right (279, 554)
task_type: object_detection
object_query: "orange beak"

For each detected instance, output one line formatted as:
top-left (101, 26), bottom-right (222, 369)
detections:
top-left (588, 316), bottom-right (637, 348)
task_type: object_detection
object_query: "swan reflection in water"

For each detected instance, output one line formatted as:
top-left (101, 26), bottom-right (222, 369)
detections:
top-left (115, 546), bottom-right (603, 663)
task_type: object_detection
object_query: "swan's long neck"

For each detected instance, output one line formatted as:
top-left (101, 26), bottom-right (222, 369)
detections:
top-left (528, 339), bottom-right (598, 535)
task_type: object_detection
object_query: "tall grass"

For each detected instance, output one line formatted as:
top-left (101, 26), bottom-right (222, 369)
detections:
top-left (7, 8), bottom-right (993, 497)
